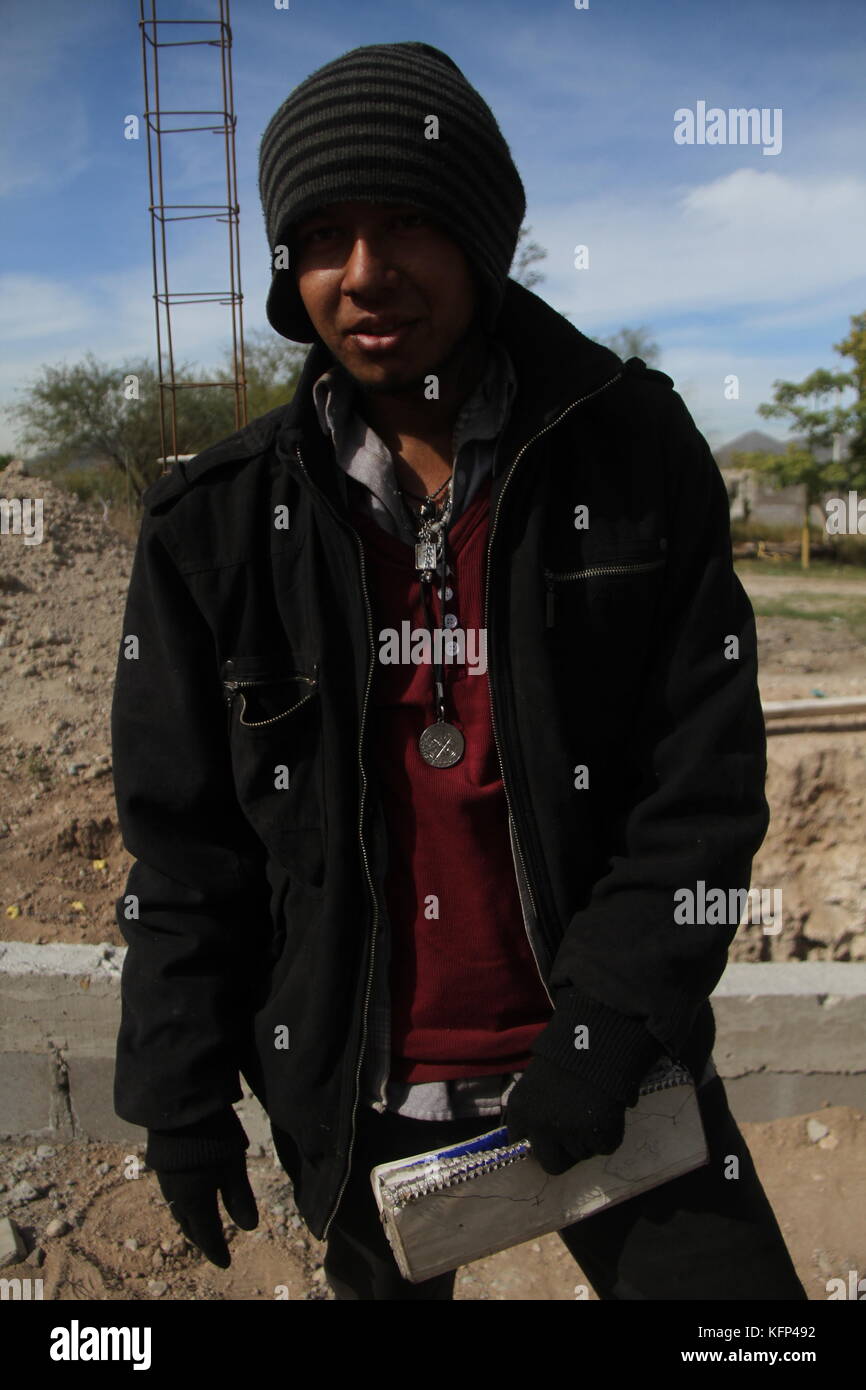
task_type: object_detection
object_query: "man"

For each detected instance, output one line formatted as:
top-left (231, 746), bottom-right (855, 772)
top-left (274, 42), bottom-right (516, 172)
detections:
top-left (112, 40), bottom-right (806, 1301)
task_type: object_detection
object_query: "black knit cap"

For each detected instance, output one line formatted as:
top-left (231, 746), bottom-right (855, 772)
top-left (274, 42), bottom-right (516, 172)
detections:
top-left (258, 41), bottom-right (526, 343)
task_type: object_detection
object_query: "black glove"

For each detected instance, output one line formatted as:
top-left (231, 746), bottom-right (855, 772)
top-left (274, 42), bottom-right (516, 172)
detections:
top-left (506, 988), bottom-right (665, 1175)
top-left (145, 1107), bottom-right (258, 1269)
top-left (505, 1054), bottom-right (627, 1174)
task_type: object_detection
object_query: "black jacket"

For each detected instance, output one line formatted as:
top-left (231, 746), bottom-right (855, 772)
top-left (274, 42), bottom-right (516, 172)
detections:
top-left (111, 278), bottom-right (769, 1240)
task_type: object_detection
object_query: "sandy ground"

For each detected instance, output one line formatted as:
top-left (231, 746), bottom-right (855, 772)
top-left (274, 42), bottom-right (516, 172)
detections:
top-left (1, 1101), bottom-right (863, 1300)
top-left (1, 459), bottom-right (865, 1300)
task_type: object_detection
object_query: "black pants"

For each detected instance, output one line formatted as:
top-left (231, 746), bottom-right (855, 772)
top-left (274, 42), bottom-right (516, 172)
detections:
top-left (309, 1075), bottom-right (808, 1301)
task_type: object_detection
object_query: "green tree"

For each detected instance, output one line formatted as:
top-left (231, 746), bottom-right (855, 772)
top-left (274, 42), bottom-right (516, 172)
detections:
top-left (599, 325), bottom-right (661, 367)
top-left (732, 339), bottom-right (863, 568)
top-left (511, 223), bottom-right (547, 290)
top-left (220, 327), bottom-right (309, 421)
top-left (833, 311), bottom-right (866, 474)
top-left (3, 353), bottom-right (236, 501)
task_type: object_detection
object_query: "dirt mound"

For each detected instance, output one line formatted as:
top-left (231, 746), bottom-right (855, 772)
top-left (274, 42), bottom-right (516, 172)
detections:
top-left (0, 461), bottom-right (133, 943)
top-left (747, 742), bottom-right (866, 960)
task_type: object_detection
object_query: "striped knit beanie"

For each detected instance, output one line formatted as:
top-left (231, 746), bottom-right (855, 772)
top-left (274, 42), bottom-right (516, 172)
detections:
top-left (258, 41), bottom-right (526, 343)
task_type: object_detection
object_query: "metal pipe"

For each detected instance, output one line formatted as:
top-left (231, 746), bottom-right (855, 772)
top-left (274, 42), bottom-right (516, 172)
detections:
top-left (763, 696), bottom-right (866, 719)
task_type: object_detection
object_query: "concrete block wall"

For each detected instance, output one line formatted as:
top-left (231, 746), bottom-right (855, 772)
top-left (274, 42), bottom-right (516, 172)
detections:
top-left (712, 962), bottom-right (866, 1118)
top-left (0, 942), bottom-right (272, 1154)
top-left (1, 943), bottom-right (864, 1150)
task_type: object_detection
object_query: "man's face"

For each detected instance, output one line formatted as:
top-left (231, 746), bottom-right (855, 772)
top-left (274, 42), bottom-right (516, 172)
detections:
top-left (292, 200), bottom-right (479, 391)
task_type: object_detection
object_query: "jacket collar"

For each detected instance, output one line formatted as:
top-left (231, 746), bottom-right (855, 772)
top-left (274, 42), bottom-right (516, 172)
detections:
top-left (495, 277), bottom-right (625, 426)
top-left (275, 278), bottom-right (625, 501)
top-left (484, 279), bottom-right (625, 481)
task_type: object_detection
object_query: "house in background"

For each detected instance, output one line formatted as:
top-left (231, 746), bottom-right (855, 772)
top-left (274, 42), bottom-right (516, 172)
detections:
top-left (715, 430), bottom-right (856, 527)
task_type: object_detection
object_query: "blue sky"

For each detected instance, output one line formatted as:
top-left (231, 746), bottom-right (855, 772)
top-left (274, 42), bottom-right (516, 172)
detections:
top-left (2, 0), bottom-right (865, 455)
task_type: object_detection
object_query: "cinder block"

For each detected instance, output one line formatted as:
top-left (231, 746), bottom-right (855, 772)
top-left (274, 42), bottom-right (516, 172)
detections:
top-left (723, 1071), bottom-right (866, 1123)
top-left (65, 1055), bottom-right (143, 1144)
top-left (0, 1052), bottom-right (71, 1141)
top-left (3, 944), bottom-right (866, 1138)
top-left (712, 963), bottom-right (866, 1083)
top-left (0, 942), bottom-right (122, 1054)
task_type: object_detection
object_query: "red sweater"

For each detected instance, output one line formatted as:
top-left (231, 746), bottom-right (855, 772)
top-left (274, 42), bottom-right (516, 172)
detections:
top-left (352, 476), bottom-right (553, 1082)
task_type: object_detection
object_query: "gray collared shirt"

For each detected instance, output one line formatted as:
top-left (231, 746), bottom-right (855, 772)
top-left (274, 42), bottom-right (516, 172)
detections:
top-left (312, 337), bottom-right (517, 547)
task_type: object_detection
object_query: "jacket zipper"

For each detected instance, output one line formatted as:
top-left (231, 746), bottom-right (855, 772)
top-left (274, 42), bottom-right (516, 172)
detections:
top-left (297, 366), bottom-right (622, 1230)
top-left (485, 368), bottom-right (625, 998)
top-left (290, 444), bottom-right (383, 1241)
top-left (223, 673), bottom-right (318, 729)
top-left (507, 815), bottom-right (553, 1006)
top-left (544, 558), bottom-right (666, 628)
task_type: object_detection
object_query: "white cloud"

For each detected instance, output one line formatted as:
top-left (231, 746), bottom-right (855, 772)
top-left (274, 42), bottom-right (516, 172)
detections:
top-left (534, 167), bottom-right (866, 325)
top-left (655, 346), bottom-right (847, 453)
top-left (0, 275), bottom-right (94, 342)
top-left (519, 166), bottom-right (866, 446)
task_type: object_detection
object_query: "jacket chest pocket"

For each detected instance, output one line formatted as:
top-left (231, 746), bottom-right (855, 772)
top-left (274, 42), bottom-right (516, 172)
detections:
top-left (221, 659), bottom-right (327, 892)
top-left (543, 547), bottom-right (667, 630)
top-left (542, 541), bottom-right (667, 697)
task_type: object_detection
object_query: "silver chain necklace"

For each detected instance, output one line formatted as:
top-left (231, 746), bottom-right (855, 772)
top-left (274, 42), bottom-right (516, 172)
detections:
top-left (397, 473), bottom-right (464, 768)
